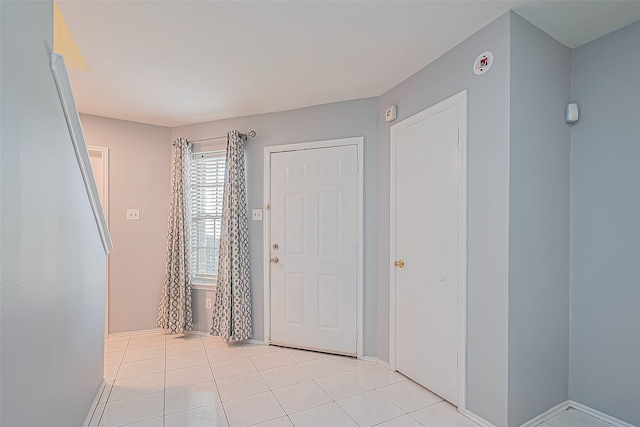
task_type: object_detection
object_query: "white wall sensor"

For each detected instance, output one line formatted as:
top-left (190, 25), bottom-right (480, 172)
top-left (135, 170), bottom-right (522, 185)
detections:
top-left (386, 105), bottom-right (397, 122)
top-left (565, 103), bottom-right (579, 123)
top-left (473, 51), bottom-right (493, 75)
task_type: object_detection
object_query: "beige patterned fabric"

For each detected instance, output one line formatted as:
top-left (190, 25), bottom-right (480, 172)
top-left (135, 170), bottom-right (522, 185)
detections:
top-left (157, 138), bottom-right (194, 333)
top-left (211, 130), bottom-right (252, 341)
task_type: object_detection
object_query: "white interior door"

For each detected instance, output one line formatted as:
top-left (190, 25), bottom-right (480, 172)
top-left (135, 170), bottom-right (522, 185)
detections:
top-left (88, 147), bottom-right (109, 336)
top-left (269, 145), bottom-right (358, 355)
top-left (394, 103), bottom-right (461, 405)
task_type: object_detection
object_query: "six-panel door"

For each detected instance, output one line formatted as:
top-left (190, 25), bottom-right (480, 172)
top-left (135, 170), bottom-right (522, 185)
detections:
top-left (269, 145), bottom-right (358, 355)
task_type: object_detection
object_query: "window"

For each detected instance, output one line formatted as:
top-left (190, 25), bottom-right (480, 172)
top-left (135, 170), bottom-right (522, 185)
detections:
top-left (190, 150), bottom-right (226, 280)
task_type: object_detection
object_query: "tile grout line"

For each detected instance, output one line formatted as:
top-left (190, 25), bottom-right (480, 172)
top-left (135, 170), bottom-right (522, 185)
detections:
top-left (204, 336), bottom-right (232, 427)
top-left (283, 353), bottom-right (396, 423)
top-left (162, 332), bottom-right (167, 427)
top-left (161, 332), bottom-right (167, 427)
top-left (246, 349), bottom-right (364, 425)
top-left (243, 344), bottom-right (293, 426)
top-left (236, 348), bottom-right (408, 424)
top-left (306, 366), bottom-right (361, 427)
top-left (98, 335), bottom-right (130, 426)
top-left (105, 334), bottom-right (167, 426)
top-left (358, 370), bottom-right (450, 427)
top-left (298, 356), bottom-right (415, 426)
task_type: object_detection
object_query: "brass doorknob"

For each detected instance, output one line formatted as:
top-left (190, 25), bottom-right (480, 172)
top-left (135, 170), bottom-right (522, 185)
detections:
top-left (270, 256), bottom-right (279, 264)
top-left (394, 259), bottom-right (405, 268)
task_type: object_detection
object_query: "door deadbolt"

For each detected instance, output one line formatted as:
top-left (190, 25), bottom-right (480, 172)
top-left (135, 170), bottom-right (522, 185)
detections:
top-left (272, 243), bottom-right (279, 250)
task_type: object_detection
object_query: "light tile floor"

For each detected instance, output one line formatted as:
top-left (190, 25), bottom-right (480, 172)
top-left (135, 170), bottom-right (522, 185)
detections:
top-left (91, 330), bottom-right (613, 427)
top-left (92, 331), bottom-right (463, 427)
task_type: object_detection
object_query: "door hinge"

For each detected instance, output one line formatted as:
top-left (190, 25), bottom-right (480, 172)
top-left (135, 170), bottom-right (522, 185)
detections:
top-left (456, 354), bottom-right (459, 367)
top-left (356, 157), bottom-right (359, 173)
top-left (457, 130), bottom-right (460, 145)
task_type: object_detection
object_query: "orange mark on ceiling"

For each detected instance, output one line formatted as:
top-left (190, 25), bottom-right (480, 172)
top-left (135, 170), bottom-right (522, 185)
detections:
top-left (54, 1), bottom-right (89, 71)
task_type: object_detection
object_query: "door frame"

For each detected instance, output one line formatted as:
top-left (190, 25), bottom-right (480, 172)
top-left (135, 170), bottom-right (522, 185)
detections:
top-left (263, 137), bottom-right (364, 358)
top-left (389, 90), bottom-right (468, 409)
top-left (88, 145), bottom-right (110, 336)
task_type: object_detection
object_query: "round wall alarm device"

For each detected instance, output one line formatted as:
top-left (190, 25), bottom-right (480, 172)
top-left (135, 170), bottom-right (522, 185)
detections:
top-left (473, 51), bottom-right (493, 75)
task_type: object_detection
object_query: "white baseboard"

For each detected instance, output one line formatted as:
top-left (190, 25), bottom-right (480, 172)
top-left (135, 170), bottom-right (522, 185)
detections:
top-left (362, 356), bottom-right (391, 369)
top-left (461, 409), bottom-right (497, 427)
top-left (83, 379), bottom-right (106, 427)
top-left (108, 328), bottom-right (267, 345)
top-left (568, 401), bottom-right (635, 427)
top-left (107, 328), bottom-right (165, 338)
top-left (185, 330), bottom-right (210, 337)
top-left (520, 400), bottom-right (634, 427)
top-left (185, 331), bottom-right (264, 345)
top-left (520, 401), bottom-right (570, 427)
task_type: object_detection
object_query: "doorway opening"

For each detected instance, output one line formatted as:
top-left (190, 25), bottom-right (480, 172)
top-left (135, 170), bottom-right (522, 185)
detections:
top-left (88, 145), bottom-right (110, 337)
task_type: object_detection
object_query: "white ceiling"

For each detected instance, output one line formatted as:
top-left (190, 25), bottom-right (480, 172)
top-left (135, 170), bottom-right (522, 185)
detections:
top-left (57, 1), bottom-right (640, 127)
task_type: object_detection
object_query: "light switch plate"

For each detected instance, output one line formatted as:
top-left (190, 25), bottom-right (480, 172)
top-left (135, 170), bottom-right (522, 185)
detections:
top-left (252, 209), bottom-right (263, 221)
top-left (126, 209), bottom-right (140, 221)
top-left (205, 298), bottom-right (212, 309)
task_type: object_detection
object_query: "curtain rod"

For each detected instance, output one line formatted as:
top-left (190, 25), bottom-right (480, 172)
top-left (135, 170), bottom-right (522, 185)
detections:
top-left (189, 130), bottom-right (256, 145)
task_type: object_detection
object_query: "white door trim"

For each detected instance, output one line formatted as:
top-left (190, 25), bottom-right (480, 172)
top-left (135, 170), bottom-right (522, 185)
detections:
top-left (88, 145), bottom-right (110, 336)
top-left (263, 137), bottom-right (364, 359)
top-left (389, 90), bottom-right (468, 410)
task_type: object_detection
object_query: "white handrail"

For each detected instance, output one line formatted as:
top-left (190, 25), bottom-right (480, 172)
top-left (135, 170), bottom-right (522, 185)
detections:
top-left (51, 53), bottom-right (113, 255)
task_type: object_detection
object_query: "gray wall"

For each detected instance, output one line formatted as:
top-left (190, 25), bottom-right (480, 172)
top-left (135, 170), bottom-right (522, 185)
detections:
top-left (172, 98), bottom-right (380, 352)
top-left (570, 19), bottom-right (640, 426)
top-left (507, 13), bottom-right (572, 427)
top-left (0, 1), bottom-right (106, 425)
top-left (80, 114), bottom-right (172, 334)
top-left (192, 288), bottom-right (216, 332)
top-left (378, 13), bottom-right (511, 427)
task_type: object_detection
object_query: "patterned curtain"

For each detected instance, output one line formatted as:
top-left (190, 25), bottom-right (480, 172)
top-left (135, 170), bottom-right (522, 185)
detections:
top-left (211, 130), bottom-right (252, 341)
top-left (157, 138), bottom-right (194, 333)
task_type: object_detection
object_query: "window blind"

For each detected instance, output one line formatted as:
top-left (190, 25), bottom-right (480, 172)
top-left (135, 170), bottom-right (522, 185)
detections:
top-left (190, 150), bottom-right (226, 278)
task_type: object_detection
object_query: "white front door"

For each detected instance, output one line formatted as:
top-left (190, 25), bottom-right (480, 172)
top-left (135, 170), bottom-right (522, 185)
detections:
top-left (269, 145), bottom-right (358, 355)
top-left (393, 100), bottom-right (462, 405)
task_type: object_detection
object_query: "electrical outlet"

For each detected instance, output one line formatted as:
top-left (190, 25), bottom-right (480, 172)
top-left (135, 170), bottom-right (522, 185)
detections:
top-left (126, 209), bottom-right (140, 221)
top-left (252, 209), bottom-right (263, 221)
top-left (205, 298), bottom-right (212, 309)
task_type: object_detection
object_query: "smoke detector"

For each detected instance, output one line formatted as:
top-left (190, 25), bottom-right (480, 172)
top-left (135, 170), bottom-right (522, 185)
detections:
top-left (473, 51), bottom-right (493, 75)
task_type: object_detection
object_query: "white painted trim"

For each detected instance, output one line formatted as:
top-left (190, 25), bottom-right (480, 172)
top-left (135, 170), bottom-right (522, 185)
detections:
top-left (389, 90), bottom-right (468, 410)
top-left (88, 146), bottom-right (110, 337)
top-left (185, 330), bottom-right (210, 337)
top-left (520, 401), bottom-right (569, 427)
top-left (567, 401), bottom-right (635, 427)
top-left (51, 54), bottom-right (113, 255)
top-left (519, 400), bottom-right (635, 427)
top-left (82, 379), bottom-right (106, 427)
top-left (107, 329), bottom-right (267, 343)
top-left (192, 283), bottom-right (217, 292)
top-left (169, 330), bottom-right (265, 345)
top-left (461, 409), bottom-right (497, 427)
top-left (263, 137), bottom-right (365, 358)
top-left (107, 328), bottom-right (165, 338)
top-left (362, 356), bottom-right (391, 370)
